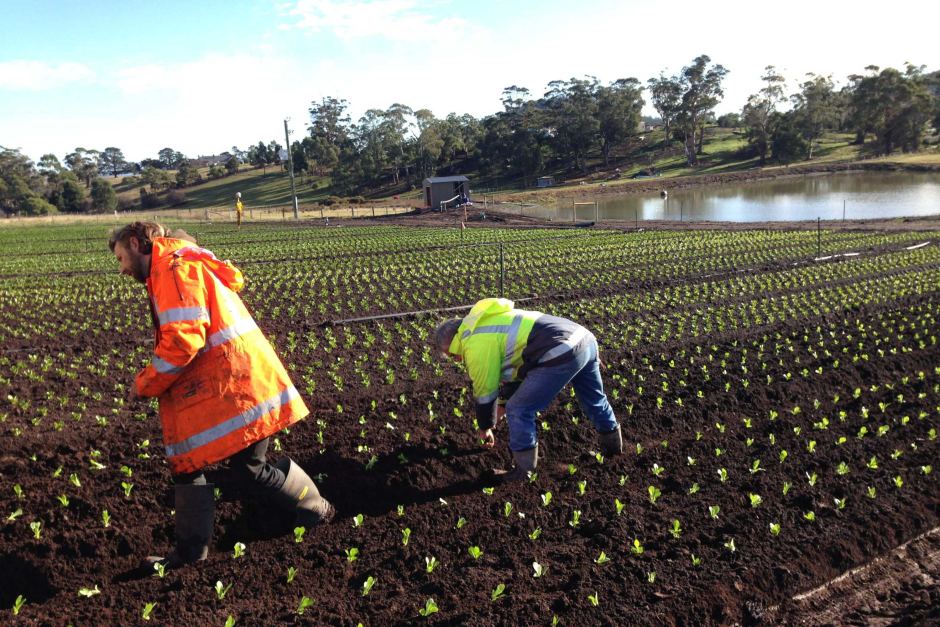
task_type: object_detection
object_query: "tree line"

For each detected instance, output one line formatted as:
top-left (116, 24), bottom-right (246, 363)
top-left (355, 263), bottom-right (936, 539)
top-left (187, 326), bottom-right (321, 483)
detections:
top-left (2, 55), bottom-right (938, 215)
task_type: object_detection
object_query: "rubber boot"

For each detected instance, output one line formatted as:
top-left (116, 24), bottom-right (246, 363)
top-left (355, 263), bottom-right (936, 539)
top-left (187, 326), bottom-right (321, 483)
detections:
top-left (142, 483), bottom-right (215, 571)
top-left (273, 458), bottom-right (335, 527)
top-left (493, 444), bottom-right (538, 483)
top-left (598, 424), bottom-right (623, 456)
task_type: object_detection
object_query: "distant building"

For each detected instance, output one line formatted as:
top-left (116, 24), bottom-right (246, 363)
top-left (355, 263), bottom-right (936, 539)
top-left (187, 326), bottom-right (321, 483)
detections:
top-left (423, 175), bottom-right (469, 210)
top-left (191, 153), bottom-right (234, 167)
top-left (536, 176), bottom-right (555, 188)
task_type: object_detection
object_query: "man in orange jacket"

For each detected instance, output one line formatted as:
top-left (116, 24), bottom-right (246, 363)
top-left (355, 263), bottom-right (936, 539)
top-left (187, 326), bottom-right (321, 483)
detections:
top-left (110, 221), bottom-right (333, 570)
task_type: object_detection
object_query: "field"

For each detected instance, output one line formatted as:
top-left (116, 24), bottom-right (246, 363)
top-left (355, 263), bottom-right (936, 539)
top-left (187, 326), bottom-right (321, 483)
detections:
top-left (0, 219), bottom-right (938, 625)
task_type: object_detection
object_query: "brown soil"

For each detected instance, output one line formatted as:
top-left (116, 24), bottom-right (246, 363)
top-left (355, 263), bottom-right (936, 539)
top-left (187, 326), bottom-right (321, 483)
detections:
top-left (0, 221), bottom-right (938, 626)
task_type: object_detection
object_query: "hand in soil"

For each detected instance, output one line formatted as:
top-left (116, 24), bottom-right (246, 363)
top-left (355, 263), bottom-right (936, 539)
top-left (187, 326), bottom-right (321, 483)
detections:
top-left (479, 428), bottom-right (495, 447)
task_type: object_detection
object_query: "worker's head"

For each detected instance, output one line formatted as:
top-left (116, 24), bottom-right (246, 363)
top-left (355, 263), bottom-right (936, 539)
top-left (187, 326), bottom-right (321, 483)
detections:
top-left (432, 318), bottom-right (462, 359)
top-left (108, 221), bottom-right (165, 283)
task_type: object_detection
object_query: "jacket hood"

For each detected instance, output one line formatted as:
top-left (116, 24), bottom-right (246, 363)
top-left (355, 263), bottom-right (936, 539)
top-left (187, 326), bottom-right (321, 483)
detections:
top-left (151, 237), bottom-right (244, 292)
top-left (449, 298), bottom-right (514, 353)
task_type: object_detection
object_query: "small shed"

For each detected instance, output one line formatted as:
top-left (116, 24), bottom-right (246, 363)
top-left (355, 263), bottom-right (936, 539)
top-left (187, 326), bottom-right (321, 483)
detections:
top-left (536, 176), bottom-right (555, 188)
top-left (424, 175), bottom-right (469, 210)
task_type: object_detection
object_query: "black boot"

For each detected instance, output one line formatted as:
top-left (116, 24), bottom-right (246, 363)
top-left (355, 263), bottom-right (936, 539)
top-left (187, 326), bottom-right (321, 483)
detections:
top-left (493, 444), bottom-right (538, 483)
top-left (273, 458), bottom-right (335, 527)
top-left (598, 424), bottom-right (623, 456)
top-left (142, 483), bottom-right (215, 571)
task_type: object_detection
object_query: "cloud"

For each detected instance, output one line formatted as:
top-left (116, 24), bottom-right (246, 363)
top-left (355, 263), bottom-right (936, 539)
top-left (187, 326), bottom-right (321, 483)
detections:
top-left (279, 0), bottom-right (466, 42)
top-left (0, 60), bottom-right (95, 91)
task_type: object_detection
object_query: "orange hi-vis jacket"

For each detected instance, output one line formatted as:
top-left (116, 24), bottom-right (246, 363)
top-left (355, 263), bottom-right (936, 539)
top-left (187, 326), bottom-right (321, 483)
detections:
top-left (135, 237), bottom-right (308, 474)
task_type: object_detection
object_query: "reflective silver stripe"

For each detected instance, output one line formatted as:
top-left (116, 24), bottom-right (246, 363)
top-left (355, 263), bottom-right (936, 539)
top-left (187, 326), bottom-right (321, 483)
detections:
top-left (501, 314), bottom-right (524, 374)
top-left (476, 391), bottom-right (498, 404)
top-left (203, 318), bottom-right (259, 351)
top-left (157, 306), bottom-right (209, 326)
top-left (165, 386), bottom-right (300, 458)
top-left (538, 327), bottom-right (589, 363)
top-left (152, 355), bottom-right (184, 375)
top-left (468, 324), bottom-right (513, 336)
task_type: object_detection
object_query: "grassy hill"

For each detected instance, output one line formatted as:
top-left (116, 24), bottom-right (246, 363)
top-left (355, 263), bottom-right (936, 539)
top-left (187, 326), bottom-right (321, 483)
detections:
top-left (107, 127), bottom-right (938, 211)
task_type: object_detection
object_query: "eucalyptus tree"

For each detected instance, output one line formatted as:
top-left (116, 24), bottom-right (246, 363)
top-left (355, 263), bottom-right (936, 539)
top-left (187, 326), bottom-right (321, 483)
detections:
top-left (742, 66), bottom-right (786, 165)
top-left (789, 74), bottom-right (840, 159)
top-left (597, 78), bottom-right (644, 166)
top-left (543, 76), bottom-right (600, 172)
top-left (846, 64), bottom-right (934, 154)
top-left (646, 73), bottom-right (683, 144)
top-left (674, 55), bottom-right (729, 165)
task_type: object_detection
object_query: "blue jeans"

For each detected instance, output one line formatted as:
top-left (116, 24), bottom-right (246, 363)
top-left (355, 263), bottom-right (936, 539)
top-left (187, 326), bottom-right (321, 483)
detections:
top-left (504, 336), bottom-right (618, 452)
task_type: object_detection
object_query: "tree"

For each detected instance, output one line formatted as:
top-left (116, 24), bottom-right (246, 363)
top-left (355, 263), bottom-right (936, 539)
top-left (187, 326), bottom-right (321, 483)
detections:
top-left (157, 148), bottom-right (185, 169)
top-left (225, 155), bottom-right (239, 175)
top-left (646, 74), bottom-right (683, 144)
top-left (790, 74), bottom-right (839, 159)
top-left (543, 77), bottom-right (599, 172)
top-left (0, 147), bottom-right (57, 215)
top-left (597, 78), bottom-right (644, 166)
top-left (99, 147), bottom-right (128, 176)
top-left (64, 148), bottom-right (99, 186)
top-left (674, 55), bottom-right (729, 165)
top-left (846, 64), bottom-right (934, 155)
top-left (141, 166), bottom-right (172, 191)
top-left (290, 140), bottom-right (308, 175)
top-left (771, 111), bottom-right (808, 164)
top-left (717, 113), bottom-right (741, 128)
top-left (307, 96), bottom-right (351, 175)
top-left (742, 66), bottom-right (786, 165)
top-left (414, 109), bottom-right (444, 178)
top-left (59, 172), bottom-right (88, 212)
top-left (90, 178), bottom-right (118, 212)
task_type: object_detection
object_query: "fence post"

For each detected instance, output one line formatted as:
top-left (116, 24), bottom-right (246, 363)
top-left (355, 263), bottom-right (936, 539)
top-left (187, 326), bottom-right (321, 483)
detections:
top-left (499, 242), bottom-right (505, 298)
top-left (817, 217), bottom-right (821, 258)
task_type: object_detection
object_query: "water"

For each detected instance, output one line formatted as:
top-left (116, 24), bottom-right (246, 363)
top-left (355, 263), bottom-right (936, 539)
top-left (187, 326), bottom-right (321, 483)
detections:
top-left (521, 172), bottom-right (940, 222)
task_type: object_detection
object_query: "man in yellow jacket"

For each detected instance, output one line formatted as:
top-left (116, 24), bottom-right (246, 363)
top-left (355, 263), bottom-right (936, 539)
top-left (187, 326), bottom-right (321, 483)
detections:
top-left (433, 298), bottom-right (622, 482)
top-left (110, 221), bottom-right (333, 570)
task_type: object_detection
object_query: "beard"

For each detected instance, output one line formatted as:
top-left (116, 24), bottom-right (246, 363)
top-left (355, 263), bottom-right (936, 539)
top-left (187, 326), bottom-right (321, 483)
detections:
top-left (131, 254), bottom-right (149, 283)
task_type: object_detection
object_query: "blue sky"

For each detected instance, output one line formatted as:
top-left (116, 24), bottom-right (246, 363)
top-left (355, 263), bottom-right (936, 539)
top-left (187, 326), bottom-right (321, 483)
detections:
top-left (1, 0), bottom-right (937, 162)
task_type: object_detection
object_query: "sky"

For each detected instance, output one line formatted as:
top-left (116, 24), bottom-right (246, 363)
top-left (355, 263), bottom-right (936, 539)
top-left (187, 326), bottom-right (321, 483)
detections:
top-left (1, 0), bottom-right (937, 163)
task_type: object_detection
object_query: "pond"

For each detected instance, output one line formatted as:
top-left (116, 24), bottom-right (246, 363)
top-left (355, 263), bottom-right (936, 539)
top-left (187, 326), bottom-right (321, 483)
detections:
top-left (511, 172), bottom-right (940, 222)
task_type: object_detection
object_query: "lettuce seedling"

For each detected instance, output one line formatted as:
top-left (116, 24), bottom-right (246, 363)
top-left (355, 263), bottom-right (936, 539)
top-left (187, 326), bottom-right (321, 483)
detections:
top-left (12, 595), bottom-right (25, 616)
top-left (923, 465), bottom-right (933, 475)
top-left (594, 551), bottom-right (609, 565)
top-left (669, 519), bottom-right (682, 539)
top-left (529, 527), bottom-right (542, 540)
top-left (78, 585), bottom-right (101, 597)
top-left (491, 583), bottom-right (506, 601)
top-left (215, 581), bottom-right (233, 600)
top-left (631, 538), bottom-right (644, 556)
top-left (806, 472), bottom-right (818, 487)
top-left (647, 571), bottom-right (657, 583)
top-left (532, 562), bottom-right (546, 578)
top-left (30, 521), bottom-right (41, 540)
top-left (779, 450), bottom-right (788, 464)
top-left (468, 546), bottom-right (482, 560)
top-left (691, 554), bottom-right (702, 566)
top-left (401, 528), bottom-right (411, 546)
top-left (614, 498), bottom-right (625, 515)
top-left (233, 542), bottom-right (246, 559)
top-left (651, 464), bottom-right (664, 477)
top-left (504, 502), bottom-right (513, 517)
top-left (769, 522), bottom-right (781, 536)
top-left (286, 566), bottom-right (297, 584)
top-left (352, 513), bottom-right (364, 528)
top-left (418, 598), bottom-right (439, 616)
top-left (153, 562), bottom-right (166, 578)
top-left (121, 482), bottom-right (134, 498)
top-left (717, 468), bottom-right (728, 483)
top-left (588, 592), bottom-right (600, 606)
top-left (455, 517), bottom-right (467, 529)
top-left (893, 475), bottom-right (904, 489)
top-left (803, 511), bottom-right (816, 522)
top-left (294, 527), bottom-right (305, 543)
top-left (648, 486), bottom-right (661, 504)
top-left (708, 505), bottom-right (720, 520)
top-left (425, 556), bottom-right (438, 573)
top-left (577, 481), bottom-right (587, 496)
top-left (724, 538), bottom-right (736, 553)
top-left (748, 494), bottom-right (762, 508)
top-left (362, 575), bottom-right (377, 596)
top-left (142, 601), bottom-right (157, 621)
top-left (296, 596), bottom-right (315, 615)
top-left (568, 510), bottom-right (582, 527)
top-left (833, 497), bottom-right (846, 510)
top-left (689, 482), bottom-right (700, 495)
top-left (345, 547), bottom-right (359, 562)
top-left (541, 492), bottom-right (552, 507)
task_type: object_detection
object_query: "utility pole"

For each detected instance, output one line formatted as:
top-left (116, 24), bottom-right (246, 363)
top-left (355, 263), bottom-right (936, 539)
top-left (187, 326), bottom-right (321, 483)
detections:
top-left (284, 118), bottom-right (299, 219)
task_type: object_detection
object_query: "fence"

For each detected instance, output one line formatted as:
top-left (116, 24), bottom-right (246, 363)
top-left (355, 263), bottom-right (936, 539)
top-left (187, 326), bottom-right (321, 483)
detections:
top-left (0, 203), bottom-right (415, 227)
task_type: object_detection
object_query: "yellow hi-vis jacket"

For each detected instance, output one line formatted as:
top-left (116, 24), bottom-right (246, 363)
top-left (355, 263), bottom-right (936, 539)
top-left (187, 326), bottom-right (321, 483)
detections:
top-left (136, 237), bottom-right (308, 474)
top-left (448, 298), bottom-right (541, 423)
